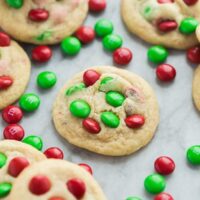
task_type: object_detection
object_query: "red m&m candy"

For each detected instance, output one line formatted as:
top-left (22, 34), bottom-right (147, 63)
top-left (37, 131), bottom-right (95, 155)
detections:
top-left (154, 192), bottom-right (174, 200)
top-left (0, 32), bottom-right (11, 47)
top-left (157, 20), bottom-right (178, 32)
top-left (49, 197), bottom-right (65, 200)
top-left (82, 118), bottom-right (101, 134)
top-left (125, 115), bottom-right (145, 129)
top-left (183, 0), bottom-right (198, 5)
top-left (156, 64), bottom-right (176, 82)
top-left (28, 8), bottom-right (49, 22)
top-left (2, 105), bottom-right (23, 124)
top-left (32, 45), bottom-right (52, 62)
top-left (157, 0), bottom-right (174, 3)
top-left (89, 0), bottom-right (106, 12)
top-left (187, 46), bottom-right (200, 64)
top-left (0, 76), bottom-right (13, 90)
top-left (44, 147), bottom-right (64, 159)
top-left (83, 70), bottom-right (101, 86)
top-left (154, 156), bottom-right (175, 175)
top-left (8, 157), bottom-right (29, 177)
top-left (3, 124), bottom-right (25, 141)
top-left (75, 26), bottom-right (95, 44)
top-left (113, 48), bottom-right (133, 65)
top-left (79, 163), bottom-right (93, 175)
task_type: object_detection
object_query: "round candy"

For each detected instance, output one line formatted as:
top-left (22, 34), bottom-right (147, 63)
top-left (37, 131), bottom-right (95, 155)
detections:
top-left (28, 8), bottom-right (49, 22)
top-left (89, 0), bottom-right (106, 12)
top-left (0, 75), bottom-right (13, 90)
top-left (0, 32), bottom-right (11, 47)
top-left (83, 69), bottom-right (101, 87)
top-left (32, 45), bottom-right (52, 62)
top-left (187, 145), bottom-right (200, 165)
top-left (61, 37), bottom-right (81, 56)
top-left (100, 76), bottom-right (113, 85)
top-left (37, 71), bottom-right (57, 89)
top-left (0, 153), bottom-right (7, 168)
top-left (29, 175), bottom-right (51, 195)
top-left (144, 173), bottom-right (166, 194)
top-left (19, 93), bottom-right (40, 112)
top-left (6, 0), bottom-right (23, 8)
top-left (154, 192), bottom-right (174, 200)
top-left (126, 197), bottom-right (142, 200)
top-left (183, 0), bottom-right (198, 6)
top-left (82, 118), bottom-right (101, 134)
top-left (0, 183), bottom-right (12, 198)
top-left (75, 26), bottom-right (95, 44)
top-left (78, 163), bottom-right (93, 175)
top-left (102, 34), bottom-right (123, 51)
top-left (105, 91), bottom-right (125, 107)
top-left (187, 45), bottom-right (200, 64)
top-left (8, 157), bottom-right (30, 177)
top-left (44, 147), bottom-right (64, 159)
top-left (67, 178), bottom-right (86, 199)
top-left (147, 46), bottom-right (168, 64)
top-left (69, 100), bottom-right (91, 118)
top-left (101, 111), bottom-right (120, 128)
top-left (156, 64), bottom-right (176, 82)
top-left (23, 135), bottom-right (43, 151)
top-left (113, 47), bottom-right (133, 65)
top-left (179, 17), bottom-right (199, 34)
top-left (94, 19), bottom-right (114, 37)
top-left (125, 114), bottom-right (145, 129)
top-left (154, 156), bottom-right (175, 175)
top-left (157, 20), bottom-right (177, 32)
top-left (3, 124), bottom-right (25, 141)
top-left (66, 83), bottom-right (86, 96)
top-left (2, 105), bottom-right (23, 124)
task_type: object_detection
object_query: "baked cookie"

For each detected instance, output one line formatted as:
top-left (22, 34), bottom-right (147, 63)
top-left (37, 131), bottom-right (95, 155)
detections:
top-left (121, 0), bottom-right (200, 49)
top-left (53, 66), bottom-right (159, 156)
top-left (0, 33), bottom-right (31, 110)
top-left (9, 159), bottom-right (107, 200)
top-left (192, 65), bottom-right (200, 110)
top-left (0, 140), bottom-right (46, 199)
top-left (0, 0), bottom-right (88, 45)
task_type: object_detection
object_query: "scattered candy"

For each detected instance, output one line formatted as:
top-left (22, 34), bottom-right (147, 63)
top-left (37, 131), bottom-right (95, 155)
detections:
top-left (187, 145), bottom-right (200, 165)
top-left (154, 192), bottom-right (174, 200)
top-left (69, 99), bottom-right (91, 118)
top-left (83, 70), bottom-right (101, 86)
top-left (19, 93), bottom-right (40, 112)
top-left (103, 34), bottom-right (123, 51)
top-left (0, 153), bottom-right (7, 168)
top-left (154, 156), bottom-right (175, 175)
top-left (0, 183), bottom-right (12, 198)
top-left (101, 111), bottom-right (120, 128)
top-left (32, 45), bottom-right (52, 62)
top-left (29, 175), bottom-right (51, 195)
top-left (0, 32), bottom-right (11, 47)
top-left (75, 26), bottom-right (95, 44)
top-left (3, 124), bottom-right (25, 141)
top-left (28, 8), bottom-right (49, 22)
top-left (0, 76), bottom-right (13, 90)
top-left (82, 118), bottom-right (101, 134)
top-left (37, 71), bottom-right (57, 89)
top-left (79, 163), bottom-right (93, 175)
top-left (144, 173), bottom-right (166, 194)
top-left (179, 17), bottom-right (199, 34)
top-left (126, 197), bottom-right (142, 200)
top-left (61, 37), bottom-right (81, 56)
top-left (147, 45), bottom-right (168, 64)
top-left (67, 178), bottom-right (86, 199)
top-left (89, 0), bottom-right (106, 12)
top-left (66, 83), bottom-right (86, 96)
top-left (44, 147), bottom-right (64, 159)
top-left (157, 20), bottom-right (178, 32)
top-left (94, 19), bottom-right (114, 37)
top-left (183, 0), bottom-right (198, 6)
top-left (6, 0), bottom-right (23, 8)
top-left (105, 91), bottom-right (125, 107)
top-left (113, 47), bottom-right (133, 65)
top-left (8, 157), bottom-right (29, 177)
top-left (187, 45), bottom-right (200, 64)
top-left (23, 135), bottom-right (43, 151)
top-left (125, 114), bottom-right (145, 129)
top-left (156, 64), bottom-right (176, 82)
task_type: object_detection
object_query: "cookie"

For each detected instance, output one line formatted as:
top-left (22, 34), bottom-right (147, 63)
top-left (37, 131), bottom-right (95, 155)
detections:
top-left (0, 0), bottom-right (88, 45)
top-left (0, 140), bottom-right (46, 199)
top-left (121, 0), bottom-right (200, 49)
top-left (192, 65), bottom-right (200, 110)
top-left (9, 159), bottom-right (107, 200)
top-left (53, 66), bottom-right (159, 156)
top-left (0, 34), bottom-right (31, 110)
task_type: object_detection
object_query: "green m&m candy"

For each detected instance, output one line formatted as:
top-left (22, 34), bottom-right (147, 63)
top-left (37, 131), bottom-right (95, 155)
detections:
top-left (0, 153), bottom-right (7, 168)
top-left (61, 37), bottom-right (81, 56)
top-left (94, 19), bottom-right (114, 37)
top-left (147, 45), bottom-right (168, 64)
top-left (179, 17), bottom-right (199, 35)
top-left (37, 71), bottom-right (57, 89)
top-left (144, 173), bottom-right (166, 194)
top-left (103, 34), bottom-right (123, 51)
top-left (100, 77), bottom-right (114, 85)
top-left (23, 135), bottom-right (43, 151)
top-left (66, 83), bottom-right (86, 96)
top-left (70, 99), bottom-right (91, 118)
top-left (106, 91), bottom-right (125, 107)
top-left (19, 93), bottom-right (40, 112)
top-left (187, 145), bottom-right (200, 165)
top-left (126, 197), bottom-right (142, 200)
top-left (101, 111), bottom-right (120, 128)
top-left (0, 183), bottom-right (12, 197)
top-left (6, 0), bottom-right (23, 9)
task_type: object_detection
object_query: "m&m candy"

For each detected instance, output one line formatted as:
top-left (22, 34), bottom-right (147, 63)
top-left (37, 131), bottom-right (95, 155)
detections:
top-left (187, 145), bottom-right (200, 165)
top-left (0, 32), bottom-right (11, 47)
top-left (154, 192), bottom-right (174, 200)
top-left (23, 135), bottom-right (43, 151)
top-left (37, 71), bottom-right (57, 89)
top-left (32, 46), bottom-right (52, 62)
top-left (125, 115), bottom-right (145, 129)
top-left (44, 147), bottom-right (64, 159)
top-left (82, 118), bottom-right (101, 134)
top-left (157, 20), bottom-right (178, 32)
top-left (183, 0), bottom-right (198, 5)
top-left (105, 91), bottom-right (125, 107)
top-left (28, 8), bottom-right (49, 22)
top-left (94, 19), bottom-right (114, 37)
top-left (156, 64), bottom-right (176, 82)
top-left (0, 76), bottom-right (13, 90)
top-left (126, 197), bottom-right (142, 200)
top-left (101, 111), bottom-right (120, 128)
top-left (187, 45), bottom-right (200, 64)
top-left (0, 153), bottom-right (7, 168)
top-left (113, 47), bottom-right (133, 65)
top-left (6, 0), bottom-right (23, 8)
top-left (179, 17), bottom-right (199, 34)
top-left (79, 163), bottom-right (93, 175)
top-left (75, 26), bottom-right (95, 44)
top-left (102, 34), bottom-right (123, 51)
top-left (89, 0), bottom-right (106, 12)
top-left (83, 70), bottom-right (101, 86)
top-left (0, 183), bottom-right (12, 198)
